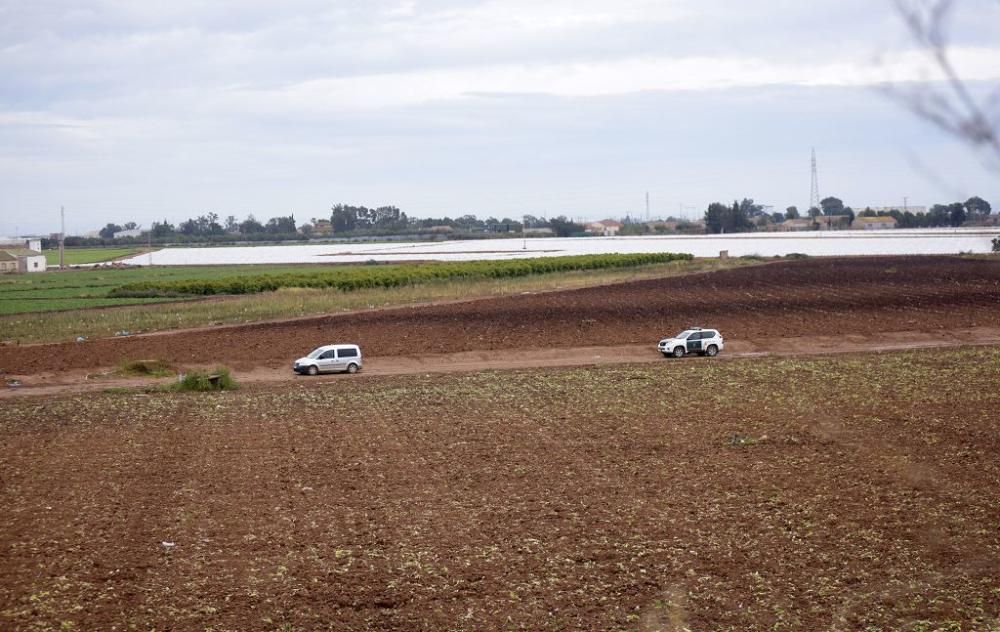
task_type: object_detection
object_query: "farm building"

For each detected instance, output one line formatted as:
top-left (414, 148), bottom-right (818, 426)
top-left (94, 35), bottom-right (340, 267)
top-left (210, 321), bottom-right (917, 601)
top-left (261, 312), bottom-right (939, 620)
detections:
top-left (852, 216), bottom-right (898, 230)
top-left (0, 251), bottom-right (17, 273)
top-left (777, 219), bottom-right (814, 231)
top-left (585, 220), bottom-right (623, 236)
top-left (0, 239), bottom-right (47, 273)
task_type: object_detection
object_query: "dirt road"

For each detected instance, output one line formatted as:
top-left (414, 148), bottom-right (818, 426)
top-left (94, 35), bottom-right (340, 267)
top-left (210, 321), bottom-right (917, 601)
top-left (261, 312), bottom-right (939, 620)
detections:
top-left (5, 326), bottom-right (1000, 399)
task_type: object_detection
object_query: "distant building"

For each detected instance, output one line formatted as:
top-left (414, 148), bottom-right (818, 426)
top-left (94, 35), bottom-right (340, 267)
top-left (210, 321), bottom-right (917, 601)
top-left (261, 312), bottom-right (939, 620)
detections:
top-left (0, 240), bottom-right (47, 273)
top-left (814, 215), bottom-right (851, 230)
top-left (778, 219), bottom-right (814, 231)
top-left (585, 220), bottom-right (623, 236)
top-left (0, 251), bottom-right (17, 274)
top-left (113, 229), bottom-right (145, 239)
top-left (522, 227), bottom-right (554, 236)
top-left (852, 216), bottom-right (898, 230)
top-left (311, 219), bottom-right (333, 235)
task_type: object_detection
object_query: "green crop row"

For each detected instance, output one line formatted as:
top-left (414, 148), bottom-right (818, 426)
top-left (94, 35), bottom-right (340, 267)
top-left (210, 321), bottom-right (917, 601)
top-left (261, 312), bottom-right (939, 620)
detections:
top-left (107, 253), bottom-right (692, 298)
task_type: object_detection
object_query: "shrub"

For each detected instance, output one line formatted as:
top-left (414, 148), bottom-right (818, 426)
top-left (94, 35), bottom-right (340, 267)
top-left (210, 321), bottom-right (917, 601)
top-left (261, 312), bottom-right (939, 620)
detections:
top-left (108, 253), bottom-right (693, 298)
top-left (170, 366), bottom-right (238, 392)
top-left (117, 359), bottom-right (174, 377)
top-left (993, 237), bottom-right (1000, 253)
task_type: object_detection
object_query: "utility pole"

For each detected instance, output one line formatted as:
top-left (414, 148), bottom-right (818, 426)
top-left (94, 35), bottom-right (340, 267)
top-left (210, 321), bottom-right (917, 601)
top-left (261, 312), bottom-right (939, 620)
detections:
top-left (903, 196), bottom-right (909, 213)
top-left (59, 206), bottom-right (65, 269)
top-left (645, 191), bottom-right (650, 221)
top-left (810, 148), bottom-right (821, 213)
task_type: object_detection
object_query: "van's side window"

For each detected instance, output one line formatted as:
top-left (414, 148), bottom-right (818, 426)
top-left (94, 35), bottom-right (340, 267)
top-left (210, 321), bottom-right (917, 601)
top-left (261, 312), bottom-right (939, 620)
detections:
top-left (338, 348), bottom-right (358, 358)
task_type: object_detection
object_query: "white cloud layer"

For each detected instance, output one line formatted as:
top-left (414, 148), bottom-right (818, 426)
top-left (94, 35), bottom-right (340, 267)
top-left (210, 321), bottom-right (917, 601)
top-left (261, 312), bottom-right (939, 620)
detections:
top-left (1, 0), bottom-right (998, 232)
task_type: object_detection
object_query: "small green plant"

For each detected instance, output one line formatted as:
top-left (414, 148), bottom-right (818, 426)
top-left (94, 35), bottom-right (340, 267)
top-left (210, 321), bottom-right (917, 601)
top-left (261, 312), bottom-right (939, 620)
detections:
top-left (170, 366), bottom-right (238, 392)
top-left (117, 358), bottom-right (175, 377)
top-left (992, 236), bottom-right (999, 253)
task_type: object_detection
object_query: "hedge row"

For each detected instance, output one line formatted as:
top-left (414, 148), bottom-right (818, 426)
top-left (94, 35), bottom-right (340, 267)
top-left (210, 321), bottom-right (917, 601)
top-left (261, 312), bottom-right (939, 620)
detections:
top-left (107, 253), bottom-right (692, 298)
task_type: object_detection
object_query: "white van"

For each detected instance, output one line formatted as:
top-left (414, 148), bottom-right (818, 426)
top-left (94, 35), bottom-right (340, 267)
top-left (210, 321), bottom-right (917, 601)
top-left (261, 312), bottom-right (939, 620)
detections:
top-left (293, 344), bottom-right (363, 375)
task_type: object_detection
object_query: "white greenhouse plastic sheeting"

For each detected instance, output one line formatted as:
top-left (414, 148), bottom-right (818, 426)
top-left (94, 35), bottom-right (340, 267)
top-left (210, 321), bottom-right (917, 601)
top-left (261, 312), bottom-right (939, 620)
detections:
top-left (120, 228), bottom-right (1000, 266)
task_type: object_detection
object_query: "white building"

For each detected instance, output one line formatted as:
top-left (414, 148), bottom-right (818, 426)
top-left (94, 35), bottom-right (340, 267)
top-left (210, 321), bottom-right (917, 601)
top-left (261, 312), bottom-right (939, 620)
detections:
top-left (0, 240), bottom-right (47, 273)
top-left (113, 228), bottom-right (145, 239)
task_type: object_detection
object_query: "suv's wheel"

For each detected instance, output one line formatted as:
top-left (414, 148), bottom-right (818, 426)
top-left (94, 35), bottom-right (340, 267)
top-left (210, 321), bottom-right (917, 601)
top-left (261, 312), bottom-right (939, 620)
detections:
top-left (672, 346), bottom-right (685, 358)
top-left (307, 365), bottom-right (319, 376)
top-left (347, 363), bottom-right (359, 374)
top-left (705, 345), bottom-right (719, 357)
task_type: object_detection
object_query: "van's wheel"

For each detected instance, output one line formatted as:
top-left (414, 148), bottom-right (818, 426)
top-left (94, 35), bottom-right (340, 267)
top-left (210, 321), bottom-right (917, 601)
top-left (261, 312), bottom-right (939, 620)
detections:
top-left (347, 363), bottom-right (359, 374)
top-left (672, 346), bottom-right (685, 358)
top-left (705, 345), bottom-right (719, 357)
top-left (307, 365), bottom-right (319, 376)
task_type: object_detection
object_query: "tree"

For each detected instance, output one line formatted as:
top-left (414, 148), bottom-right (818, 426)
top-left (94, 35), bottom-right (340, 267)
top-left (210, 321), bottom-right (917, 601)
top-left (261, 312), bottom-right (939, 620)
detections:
top-left (704, 200), bottom-right (752, 234)
top-left (965, 196), bottom-right (992, 217)
top-left (808, 206), bottom-right (822, 218)
top-left (948, 202), bottom-right (967, 227)
top-left (549, 216), bottom-right (585, 237)
top-left (150, 219), bottom-right (174, 238)
top-left (225, 215), bottom-right (239, 232)
top-left (785, 206), bottom-right (800, 220)
top-left (99, 223), bottom-right (123, 239)
top-left (265, 215), bottom-right (296, 234)
top-left (739, 198), bottom-right (764, 217)
top-left (240, 214), bottom-right (265, 234)
top-left (771, 211), bottom-right (785, 223)
top-left (122, 221), bottom-right (138, 230)
top-left (820, 196), bottom-right (845, 216)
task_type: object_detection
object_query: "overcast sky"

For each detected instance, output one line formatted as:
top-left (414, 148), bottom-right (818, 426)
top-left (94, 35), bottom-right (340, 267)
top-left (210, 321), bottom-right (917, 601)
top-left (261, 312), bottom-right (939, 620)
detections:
top-left (1, 0), bottom-right (999, 235)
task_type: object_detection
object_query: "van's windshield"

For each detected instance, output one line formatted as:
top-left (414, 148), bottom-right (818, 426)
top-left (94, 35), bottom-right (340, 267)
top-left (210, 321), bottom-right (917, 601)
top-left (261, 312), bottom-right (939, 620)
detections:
top-left (307, 347), bottom-right (326, 359)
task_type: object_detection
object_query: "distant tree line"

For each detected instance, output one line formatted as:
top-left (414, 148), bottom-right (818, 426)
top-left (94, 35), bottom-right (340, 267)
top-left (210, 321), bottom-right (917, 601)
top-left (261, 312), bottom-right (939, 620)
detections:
top-left (43, 195), bottom-right (994, 248)
top-left (701, 195), bottom-right (991, 234)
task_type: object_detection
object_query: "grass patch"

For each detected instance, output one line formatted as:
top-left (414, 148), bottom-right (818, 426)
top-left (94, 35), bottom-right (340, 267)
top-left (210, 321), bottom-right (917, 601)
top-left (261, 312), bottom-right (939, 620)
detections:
top-left (44, 248), bottom-right (145, 266)
top-left (168, 367), bottom-right (238, 392)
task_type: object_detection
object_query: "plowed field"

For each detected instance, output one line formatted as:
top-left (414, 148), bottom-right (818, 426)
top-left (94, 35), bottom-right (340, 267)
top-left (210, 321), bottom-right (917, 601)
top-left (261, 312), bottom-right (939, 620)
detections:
top-left (1, 349), bottom-right (998, 630)
top-left (2, 256), bottom-right (999, 375)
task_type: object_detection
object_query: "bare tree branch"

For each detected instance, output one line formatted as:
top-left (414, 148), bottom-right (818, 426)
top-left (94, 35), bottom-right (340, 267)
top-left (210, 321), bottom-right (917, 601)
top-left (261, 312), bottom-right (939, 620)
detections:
top-left (886, 0), bottom-right (1000, 170)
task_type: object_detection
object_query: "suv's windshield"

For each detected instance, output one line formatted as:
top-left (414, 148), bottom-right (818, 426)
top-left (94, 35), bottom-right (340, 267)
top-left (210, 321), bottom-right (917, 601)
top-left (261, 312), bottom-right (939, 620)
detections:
top-left (307, 347), bottom-right (326, 359)
top-left (673, 330), bottom-right (695, 339)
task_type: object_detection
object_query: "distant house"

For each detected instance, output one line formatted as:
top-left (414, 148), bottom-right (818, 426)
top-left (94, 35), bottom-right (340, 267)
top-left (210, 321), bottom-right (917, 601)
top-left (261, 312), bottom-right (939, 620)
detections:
top-left (852, 216), bottom-right (898, 230)
top-left (0, 251), bottom-right (17, 274)
top-left (585, 220), bottom-right (623, 236)
top-left (814, 215), bottom-right (850, 230)
top-left (522, 227), bottom-right (554, 236)
top-left (778, 219), bottom-right (814, 231)
top-left (0, 246), bottom-right (46, 273)
top-left (311, 219), bottom-right (333, 235)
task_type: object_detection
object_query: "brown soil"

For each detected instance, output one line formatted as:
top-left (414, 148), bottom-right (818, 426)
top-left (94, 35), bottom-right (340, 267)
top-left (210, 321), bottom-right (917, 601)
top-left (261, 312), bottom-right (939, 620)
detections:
top-left (1, 349), bottom-right (998, 630)
top-left (2, 255), bottom-right (999, 377)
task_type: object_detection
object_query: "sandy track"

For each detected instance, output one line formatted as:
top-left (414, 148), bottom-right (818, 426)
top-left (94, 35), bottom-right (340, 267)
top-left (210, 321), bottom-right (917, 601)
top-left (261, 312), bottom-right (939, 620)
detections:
top-left (4, 326), bottom-right (1000, 399)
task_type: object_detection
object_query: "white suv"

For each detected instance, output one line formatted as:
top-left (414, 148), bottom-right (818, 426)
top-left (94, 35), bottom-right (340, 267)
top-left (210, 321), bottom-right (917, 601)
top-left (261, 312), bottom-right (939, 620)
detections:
top-left (293, 344), bottom-right (363, 375)
top-left (657, 328), bottom-right (724, 358)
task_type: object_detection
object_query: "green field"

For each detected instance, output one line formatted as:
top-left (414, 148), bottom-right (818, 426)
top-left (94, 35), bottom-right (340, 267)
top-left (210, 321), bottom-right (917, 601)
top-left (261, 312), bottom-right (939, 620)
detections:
top-left (42, 247), bottom-right (146, 266)
top-left (0, 264), bottom-right (347, 316)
